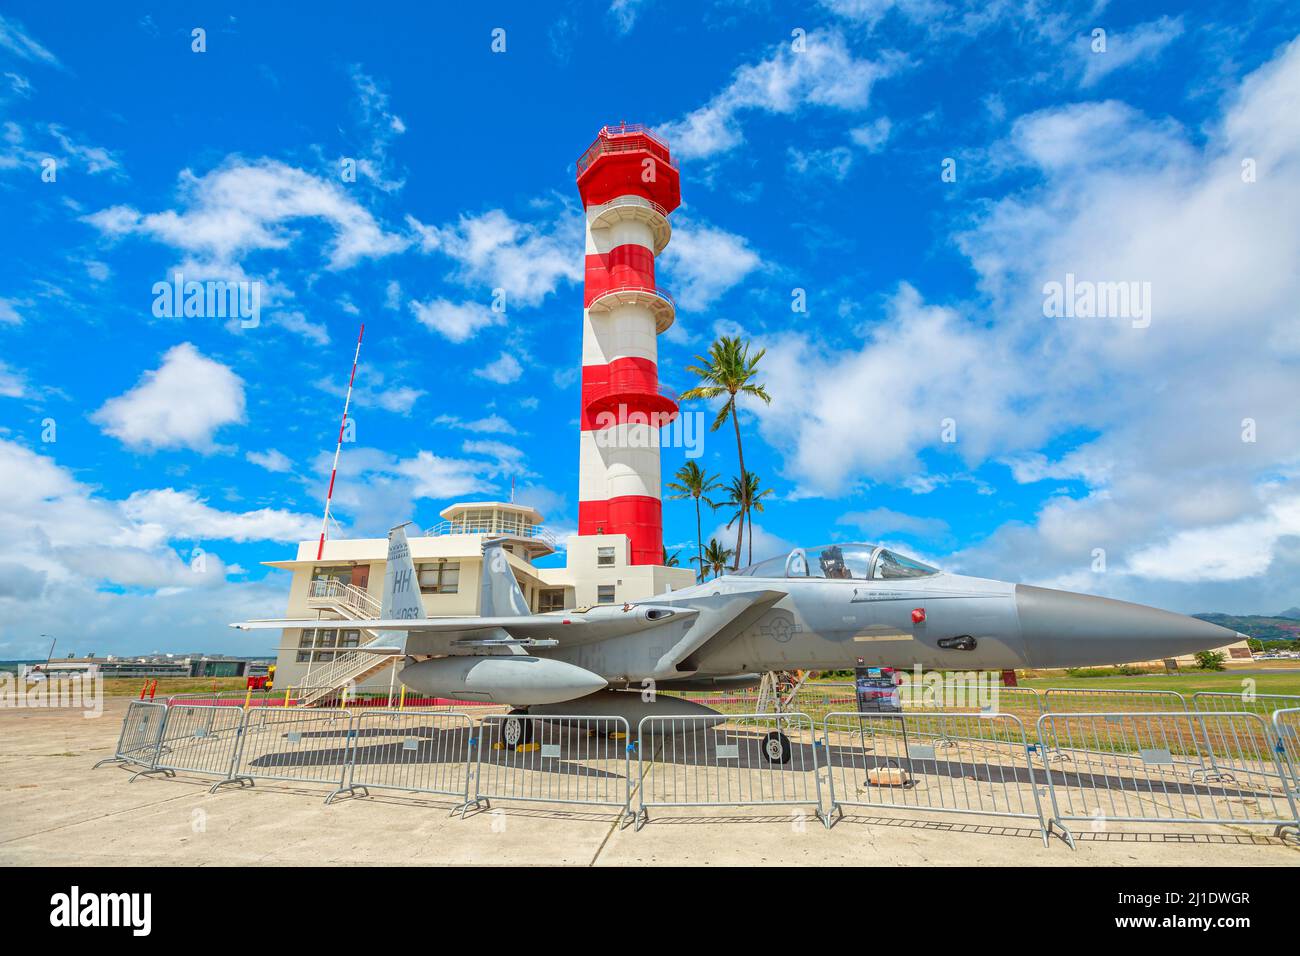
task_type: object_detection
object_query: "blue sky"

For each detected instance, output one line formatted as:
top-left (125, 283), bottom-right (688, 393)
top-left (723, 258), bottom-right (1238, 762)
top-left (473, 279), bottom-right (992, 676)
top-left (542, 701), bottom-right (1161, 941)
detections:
top-left (2, 1), bottom-right (1299, 658)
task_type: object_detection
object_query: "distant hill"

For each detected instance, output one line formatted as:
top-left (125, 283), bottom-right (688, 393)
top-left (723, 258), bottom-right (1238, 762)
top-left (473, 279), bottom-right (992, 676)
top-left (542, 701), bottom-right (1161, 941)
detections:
top-left (1194, 613), bottom-right (1300, 642)
top-left (1278, 607), bottom-right (1300, 620)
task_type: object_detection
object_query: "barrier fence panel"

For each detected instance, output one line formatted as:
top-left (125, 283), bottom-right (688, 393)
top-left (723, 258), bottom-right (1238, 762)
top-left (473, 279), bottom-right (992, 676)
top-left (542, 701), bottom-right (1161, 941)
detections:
top-left (152, 704), bottom-right (251, 791)
top-left (470, 714), bottom-right (634, 819)
top-left (790, 683), bottom-right (858, 723)
top-left (1273, 708), bottom-right (1300, 793)
top-left (822, 711), bottom-right (1049, 843)
top-left (94, 701), bottom-right (170, 779)
top-left (335, 710), bottom-right (475, 807)
top-left (635, 713), bottom-right (822, 830)
top-left (1038, 711), bottom-right (1300, 847)
top-left (231, 707), bottom-right (353, 799)
top-left (1192, 691), bottom-right (1300, 720)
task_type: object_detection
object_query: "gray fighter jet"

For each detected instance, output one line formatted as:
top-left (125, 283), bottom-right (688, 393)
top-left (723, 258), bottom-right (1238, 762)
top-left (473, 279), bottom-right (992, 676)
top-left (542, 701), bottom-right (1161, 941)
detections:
top-left (233, 525), bottom-right (1241, 737)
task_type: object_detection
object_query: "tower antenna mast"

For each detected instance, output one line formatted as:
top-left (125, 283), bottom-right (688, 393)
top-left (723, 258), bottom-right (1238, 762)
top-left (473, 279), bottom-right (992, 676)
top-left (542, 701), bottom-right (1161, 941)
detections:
top-left (317, 323), bottom-right (364, 560)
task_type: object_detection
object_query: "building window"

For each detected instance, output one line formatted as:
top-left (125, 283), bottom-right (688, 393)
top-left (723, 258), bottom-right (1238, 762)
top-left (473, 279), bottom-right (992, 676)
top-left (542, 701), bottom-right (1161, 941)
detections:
top-left (416, 561), bottom-right (460, 594)
top-left (597, 584), bottom-right (616, 604)
top-left (597, 546), bottom-right (616, 567)
top-left (538, 589), bottom-right (566, 612)
top-left (297, 628), bottom-right (361, 663)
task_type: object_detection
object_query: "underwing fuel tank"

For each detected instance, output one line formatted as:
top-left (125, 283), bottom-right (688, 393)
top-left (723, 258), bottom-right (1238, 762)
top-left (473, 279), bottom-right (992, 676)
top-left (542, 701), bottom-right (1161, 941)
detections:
top-left (399, 656), bottom-right (607, 706)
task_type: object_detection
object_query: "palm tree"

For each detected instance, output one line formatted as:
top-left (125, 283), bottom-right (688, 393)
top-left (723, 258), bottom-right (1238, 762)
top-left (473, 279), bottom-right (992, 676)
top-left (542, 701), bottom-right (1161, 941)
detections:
top-left (680, 336), bottom-right (771, 568)
top-left (662, 547), bottom-right (681, 568)
top-left (666, 460), bottom-right (724, 581)
top-left (693, 538), bottom-right (735, 581)
top-left (723, 472), bottom-right (773, 566)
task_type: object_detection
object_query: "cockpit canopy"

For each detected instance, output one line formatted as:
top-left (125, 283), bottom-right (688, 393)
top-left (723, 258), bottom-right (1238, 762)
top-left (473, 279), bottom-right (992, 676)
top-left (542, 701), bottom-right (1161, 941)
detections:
top-left (734, 544), bottom-right (939, 580)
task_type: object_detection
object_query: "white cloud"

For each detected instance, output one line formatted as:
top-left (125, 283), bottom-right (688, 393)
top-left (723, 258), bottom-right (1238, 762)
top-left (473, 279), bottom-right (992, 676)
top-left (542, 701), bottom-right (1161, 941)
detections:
top-left (83, 158), bottom-right (408, 275)
top-left (609, 0), bottom-right (647, 34)
top-left (246, 448), bottom-right (293, 472)
top-left (659, 29), bottom-right (901, 160)
top-left (788, 145), bottom-right (855, 181)
top-left (347, 65), bottom-right (406, 192)
top-left (0, 297), bottom-right (24, 324)
top-left (408, 297), bottom-right (502, 343)
top-left (849, 116), bottom-right (892, 152)
top-left (408, 205), bottom-right (583, 306)
top-left (121, 488), bottom-right (321, 543)
top-left (1079, 17), bottom-right (1184, 88)
top-left (91, 343), bottom-right (246, 452)
top-left (274, 310), bottom-right (330, 345)
top-left (0, 14), bottom-right (60, 66)
top-left (0, 360), bottom-right (26, 398)
top-left (658, 219), bottom-right (762, 310)
top-left (475, 352), bottom-right (523, 384)
top-left (435, 413), bottom-right (517, 434)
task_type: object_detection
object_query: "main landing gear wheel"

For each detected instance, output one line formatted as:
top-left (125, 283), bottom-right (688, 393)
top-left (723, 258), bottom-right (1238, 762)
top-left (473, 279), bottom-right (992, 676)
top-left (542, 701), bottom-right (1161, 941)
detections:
top-left (502, 711), bottom-right (534, 748)
top-left (761, 730), bottom-right (792, 765)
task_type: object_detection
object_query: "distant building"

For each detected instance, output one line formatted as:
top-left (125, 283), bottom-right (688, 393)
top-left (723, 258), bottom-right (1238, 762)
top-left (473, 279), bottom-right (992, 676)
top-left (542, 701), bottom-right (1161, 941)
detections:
top-left (20, 655), bottom-right (271, 681)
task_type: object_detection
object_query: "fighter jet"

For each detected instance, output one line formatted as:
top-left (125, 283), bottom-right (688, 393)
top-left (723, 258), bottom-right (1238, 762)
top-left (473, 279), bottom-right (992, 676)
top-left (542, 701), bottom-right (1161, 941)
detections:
top-left (232, 525), bottom-right (1241, 743)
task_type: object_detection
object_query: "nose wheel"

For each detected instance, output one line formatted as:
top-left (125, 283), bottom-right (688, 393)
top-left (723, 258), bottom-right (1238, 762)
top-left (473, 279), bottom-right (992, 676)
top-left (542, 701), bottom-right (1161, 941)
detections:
top-left (761, 730), bottom-right (792, 765)
top-left (502, 711), bottom-right (534, 748)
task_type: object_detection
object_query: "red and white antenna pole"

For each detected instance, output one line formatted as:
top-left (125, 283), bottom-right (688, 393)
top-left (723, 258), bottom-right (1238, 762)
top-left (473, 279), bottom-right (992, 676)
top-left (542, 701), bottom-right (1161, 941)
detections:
top-left (317, 323), bottom-right (364, 560)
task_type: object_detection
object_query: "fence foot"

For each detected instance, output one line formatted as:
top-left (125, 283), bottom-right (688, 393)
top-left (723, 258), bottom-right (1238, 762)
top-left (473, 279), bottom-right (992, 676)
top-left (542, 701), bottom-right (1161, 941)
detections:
top-left (209, 776), bottom-right (253, 794)
top-left (633, 808), bottom-right (648, 831)
top-left (1047, 818), bottom-right (1076, 849)
top-left (128, 767), bottom-right (174, 783)
top-left (459, 797), bottom-right (488, 819)
top-left (92, 757), bottom-right (127, 770)
top-left (1274, 823), bottom-right (1299, 845)
top-left (818, 804), bottom-right (843, 830)
top-left (325, 785), bottom-right (364, 805)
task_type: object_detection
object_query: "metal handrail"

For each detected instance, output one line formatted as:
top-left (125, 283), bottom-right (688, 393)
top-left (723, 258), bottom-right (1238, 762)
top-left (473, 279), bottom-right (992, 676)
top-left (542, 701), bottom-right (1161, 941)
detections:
top-left (584, 380), bottom-right (679, 406)
top-left (423, 521), bottom-right (558, 548)
top-left (592, 195), bottom-right (668, 219)
top-left (576, 124), bottom-right (677, 176)
top-left (307, 579), bottom-right (381, 617)
top-left (587, 286), bottom-right (675, 310)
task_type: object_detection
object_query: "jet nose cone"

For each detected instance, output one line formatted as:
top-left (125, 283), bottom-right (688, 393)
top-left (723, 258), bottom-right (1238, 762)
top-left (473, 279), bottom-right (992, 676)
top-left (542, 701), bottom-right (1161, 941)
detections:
top-left (1014, 584), bottom-right (1240, 669)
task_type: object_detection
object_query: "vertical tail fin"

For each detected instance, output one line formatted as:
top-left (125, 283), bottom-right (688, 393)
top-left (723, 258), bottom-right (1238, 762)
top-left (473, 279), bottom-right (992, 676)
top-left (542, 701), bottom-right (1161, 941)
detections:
top-left (382, 523), bottom-right (425, 621)
top-left (480, 539), bottom-right (530, 617)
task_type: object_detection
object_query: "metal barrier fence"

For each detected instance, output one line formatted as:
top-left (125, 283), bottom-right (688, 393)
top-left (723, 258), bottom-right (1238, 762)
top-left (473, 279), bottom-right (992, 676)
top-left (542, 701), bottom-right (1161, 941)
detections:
top-left (635, 713), bottom-right (823, 830)
top-left (822, 711), bottom-right (1049, 843)
top-left (93, 701), bottom-right (169, 779)
top-left (335, 711), bottom-right (475, 807)
top-left (1273, 708), bottom-right (1300, 792)
top-left (469, 714), bottom-right (634, 820)
top-left (229, 707), bottom-right (353, 800)
top-left (97, 702), bottom-right (1300, 848)
top-left (152, 704), bottom-right (251, 792)
top-left (1192, 691), bottom-right (1300, 720)
top-left (1037, 711), bottom-right (1300, 847)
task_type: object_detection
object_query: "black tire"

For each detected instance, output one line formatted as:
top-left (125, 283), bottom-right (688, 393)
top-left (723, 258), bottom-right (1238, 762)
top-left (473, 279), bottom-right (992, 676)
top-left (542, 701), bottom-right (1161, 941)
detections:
top-left (761, 730), bottom-right (792, 765)
top-left (502, 712), bottom-right (534, 748)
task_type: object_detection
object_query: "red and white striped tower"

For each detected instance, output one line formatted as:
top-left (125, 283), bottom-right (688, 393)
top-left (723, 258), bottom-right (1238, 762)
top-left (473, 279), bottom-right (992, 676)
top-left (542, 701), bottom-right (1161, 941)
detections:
top-left (575, 124), bottom-right (681, 566)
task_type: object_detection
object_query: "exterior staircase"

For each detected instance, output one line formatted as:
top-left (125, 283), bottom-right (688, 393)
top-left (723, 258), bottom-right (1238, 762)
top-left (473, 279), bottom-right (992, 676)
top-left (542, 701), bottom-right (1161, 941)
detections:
top-left (299, 580), bottom-right (400, 706)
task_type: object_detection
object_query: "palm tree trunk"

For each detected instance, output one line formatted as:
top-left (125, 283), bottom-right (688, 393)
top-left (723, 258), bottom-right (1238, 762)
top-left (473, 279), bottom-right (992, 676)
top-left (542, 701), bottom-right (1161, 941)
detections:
top-left (730, 401), bottom-right (746, 569)
top-left (694, 496), bottom-right (703, 584)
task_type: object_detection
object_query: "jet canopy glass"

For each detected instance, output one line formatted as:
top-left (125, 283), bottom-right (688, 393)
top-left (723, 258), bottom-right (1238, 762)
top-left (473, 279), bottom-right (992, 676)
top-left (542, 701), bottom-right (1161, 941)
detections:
top-left (734, 544), bottom-right (939, 580)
